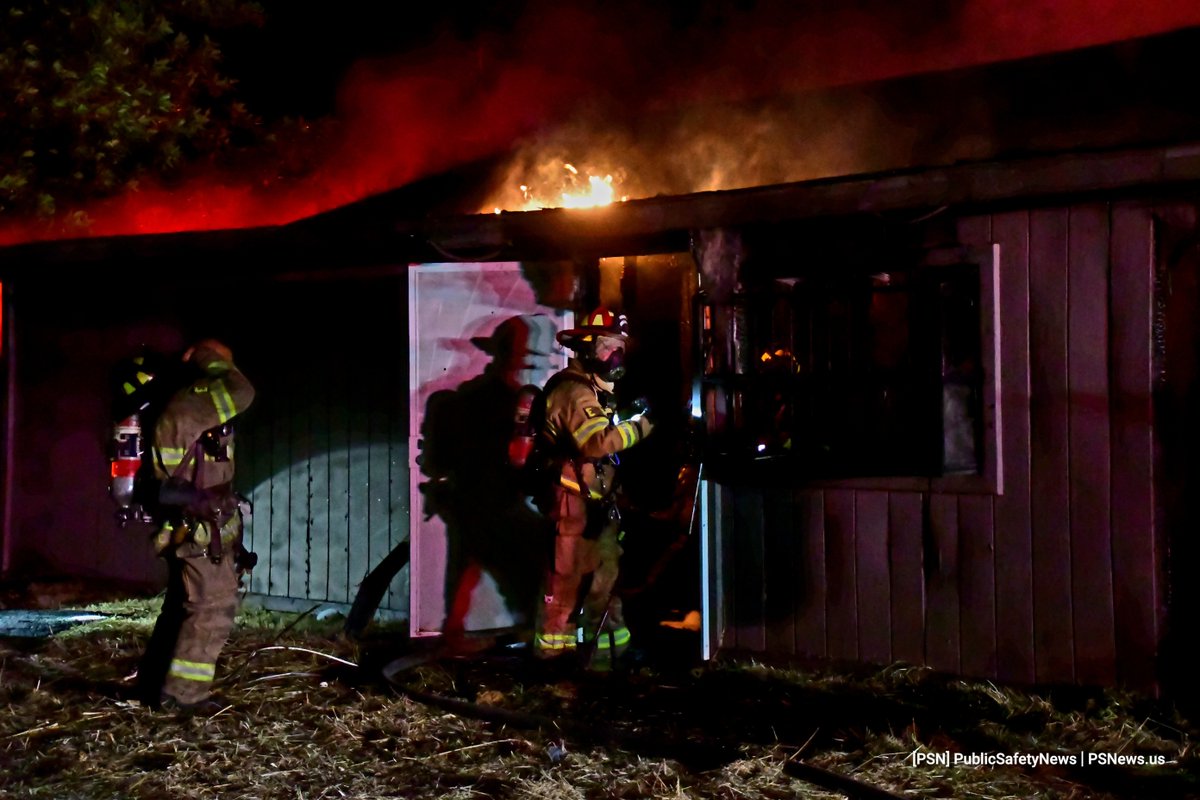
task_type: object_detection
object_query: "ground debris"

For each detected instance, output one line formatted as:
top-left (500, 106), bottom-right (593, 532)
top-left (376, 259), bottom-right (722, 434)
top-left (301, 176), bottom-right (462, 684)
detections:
top-left (0, 597), bottom-right (1195, 799)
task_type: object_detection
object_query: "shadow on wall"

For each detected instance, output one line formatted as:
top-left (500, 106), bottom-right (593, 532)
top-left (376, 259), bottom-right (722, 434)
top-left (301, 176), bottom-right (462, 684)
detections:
top-left (238, 440), bottom-right (409, 610)
top-left (231, 357), bottom-right (409, 611)
top-left (220, 276), bottom-right (410, 612)
top-left (418, 314), bottom-right (557, 635)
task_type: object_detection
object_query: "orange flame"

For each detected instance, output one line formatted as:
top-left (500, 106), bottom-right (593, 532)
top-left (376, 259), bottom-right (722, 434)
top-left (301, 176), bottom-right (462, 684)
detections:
top-left (498, 162), bottom-right (629, 212)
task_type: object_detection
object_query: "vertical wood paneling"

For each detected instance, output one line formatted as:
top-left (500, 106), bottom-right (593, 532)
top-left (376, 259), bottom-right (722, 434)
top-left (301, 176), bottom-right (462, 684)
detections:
top-left (663, 203), bottom-right (1164, 688)
top-left (1109, 205), bottom-right (1159, 689)
top-left (392, 446), bottom-right (410, 609)
top-left (1068, 205), bottom-right (1117, 686)
top-left (267, 372), bottom-right (291, 599)
top-left (702, 203), bottom-right (1169, 688)
top-left (1028, 207), bottom-right (1075, 683)
top-left (793, 489), bottom-right (827, 658)
top-left (347, 364), bottom-right (371, 602)
top-left (386, 311), bottom-right (409, 612)
top-left (764, 488), bottom-right (797, 655)
top-left (307, 374), bottom-right (331, 603)
top-left (326, 346), bottom-right (352, 604)
top-left (824, 489), bottom-right (858, 660)
top-left (958, 494), bottom-right (997, 677)
top-left (287, 369), bottom-right (311, 599)
top-left (855, 490), bottom-right (891, 664)
top-left (888, 492), bottom-right (924, 665)
top-left (367, 400), bottom-right (392, 603)
top-left (991, 210), bottom-right (1036, 684)
top-left (925, 494), bottom-right (960, 672)
top-left (242, 398), bottom-right (269, 596)
top-left (732, 488), bottom-right (767, 651)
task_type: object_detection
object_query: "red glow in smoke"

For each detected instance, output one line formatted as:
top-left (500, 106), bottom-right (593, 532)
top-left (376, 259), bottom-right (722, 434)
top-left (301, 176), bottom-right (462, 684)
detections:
top-left (2, 0), bottom-right (1199, 247)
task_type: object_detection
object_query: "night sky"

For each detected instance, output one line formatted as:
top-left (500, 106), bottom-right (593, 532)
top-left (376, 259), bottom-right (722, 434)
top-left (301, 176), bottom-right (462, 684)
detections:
top-left (226, 2), bottom-right (530, 119)
top-left (5, 0), bottom-right (1200, 243)
top-left (180, 0), bottom-right (1200, 131)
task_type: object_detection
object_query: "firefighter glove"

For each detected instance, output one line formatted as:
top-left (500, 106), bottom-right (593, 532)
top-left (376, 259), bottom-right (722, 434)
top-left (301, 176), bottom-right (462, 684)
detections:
top-left (618, 396), bottom-right (649, 420)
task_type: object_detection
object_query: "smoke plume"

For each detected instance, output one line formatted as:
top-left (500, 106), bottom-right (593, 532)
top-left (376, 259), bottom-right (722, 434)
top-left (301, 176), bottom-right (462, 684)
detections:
top-left (4, 0), bottom-right (1200, 245)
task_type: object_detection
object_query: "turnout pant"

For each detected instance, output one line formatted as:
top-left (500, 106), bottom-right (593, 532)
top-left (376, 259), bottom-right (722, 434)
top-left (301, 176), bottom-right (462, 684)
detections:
top-left (139, 541), bottom-right (240, 705)
top-left (535, 488), bottom-right (629, 667)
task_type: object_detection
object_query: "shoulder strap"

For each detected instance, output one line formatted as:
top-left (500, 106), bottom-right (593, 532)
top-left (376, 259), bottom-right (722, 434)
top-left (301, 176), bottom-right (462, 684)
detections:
top-left (172, 440), bottom-right (203, 483)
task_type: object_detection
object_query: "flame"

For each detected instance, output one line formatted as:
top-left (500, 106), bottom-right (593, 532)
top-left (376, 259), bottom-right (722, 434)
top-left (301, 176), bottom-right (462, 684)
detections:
top-left (560, 173), bottom-right (615, 208)
top-left (500, 162), bottom-right (629, 212)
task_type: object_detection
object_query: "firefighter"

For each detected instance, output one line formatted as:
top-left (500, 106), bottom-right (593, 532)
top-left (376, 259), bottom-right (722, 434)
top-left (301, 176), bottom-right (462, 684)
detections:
top-left (534, 307), bottom-right (654, 669)
top-left (136, 339), bottom-right (255, 713)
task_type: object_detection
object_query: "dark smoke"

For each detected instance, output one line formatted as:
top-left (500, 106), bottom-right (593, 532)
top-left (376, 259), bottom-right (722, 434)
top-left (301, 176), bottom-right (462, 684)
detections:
top-left (4, 0), bottom-right (1200, 245)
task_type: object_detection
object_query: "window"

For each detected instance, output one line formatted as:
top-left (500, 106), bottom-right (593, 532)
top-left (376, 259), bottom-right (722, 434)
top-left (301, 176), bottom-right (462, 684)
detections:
top-left (700, 229), bottom-right (999, 489)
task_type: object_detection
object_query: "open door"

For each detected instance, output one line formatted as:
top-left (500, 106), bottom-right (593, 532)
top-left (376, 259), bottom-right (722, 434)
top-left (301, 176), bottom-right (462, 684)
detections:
top-left (408, 262), bottom-right (571, 638)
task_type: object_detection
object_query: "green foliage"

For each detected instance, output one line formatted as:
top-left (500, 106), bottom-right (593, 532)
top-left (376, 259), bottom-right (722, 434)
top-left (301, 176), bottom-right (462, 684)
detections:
top-left (0, 0), bottom-right (269, 218)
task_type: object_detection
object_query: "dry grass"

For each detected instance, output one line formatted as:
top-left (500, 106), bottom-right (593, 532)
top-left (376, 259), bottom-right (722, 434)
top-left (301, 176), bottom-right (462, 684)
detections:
top-left (1, 595), bottom-right (1198, 799)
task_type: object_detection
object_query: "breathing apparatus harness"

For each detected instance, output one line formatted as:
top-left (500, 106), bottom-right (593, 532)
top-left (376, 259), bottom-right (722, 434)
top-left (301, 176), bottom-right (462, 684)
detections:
top-left (109, 351), bottom-right (255, 570)
top-left (110, 352), bottom-right (175, 527)
top-left (527, 368), bottom-right (635, 542)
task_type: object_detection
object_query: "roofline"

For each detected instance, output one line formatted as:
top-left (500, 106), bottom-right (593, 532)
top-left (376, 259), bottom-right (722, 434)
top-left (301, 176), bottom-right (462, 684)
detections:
top-left (4, 140), bottom-right (1200, 285)
top-left (408, 141), bottom-right (1200, 260)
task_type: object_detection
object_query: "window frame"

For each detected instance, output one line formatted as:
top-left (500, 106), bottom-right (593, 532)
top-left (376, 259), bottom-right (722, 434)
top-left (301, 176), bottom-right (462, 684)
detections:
top-left (796, 242), bottom-right (1003, 495)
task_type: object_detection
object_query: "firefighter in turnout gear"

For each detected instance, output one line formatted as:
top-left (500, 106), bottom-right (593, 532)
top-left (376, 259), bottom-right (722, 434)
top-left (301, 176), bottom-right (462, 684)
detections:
top-left (137, 339), bottom-right (255, 712)
top-left (534, 308), bottom-right (653, 668)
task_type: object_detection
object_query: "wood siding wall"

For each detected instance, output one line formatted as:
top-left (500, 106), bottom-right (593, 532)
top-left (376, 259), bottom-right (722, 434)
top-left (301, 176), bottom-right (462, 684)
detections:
top-left (235, 277), bottom-right (410, 615)
top-left (716, 202), bottom-right (1161, 689)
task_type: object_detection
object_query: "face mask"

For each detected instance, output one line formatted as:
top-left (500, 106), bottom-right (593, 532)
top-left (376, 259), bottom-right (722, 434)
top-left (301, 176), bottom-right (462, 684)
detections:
top-left (594, 348), bottom-right (626, 382)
